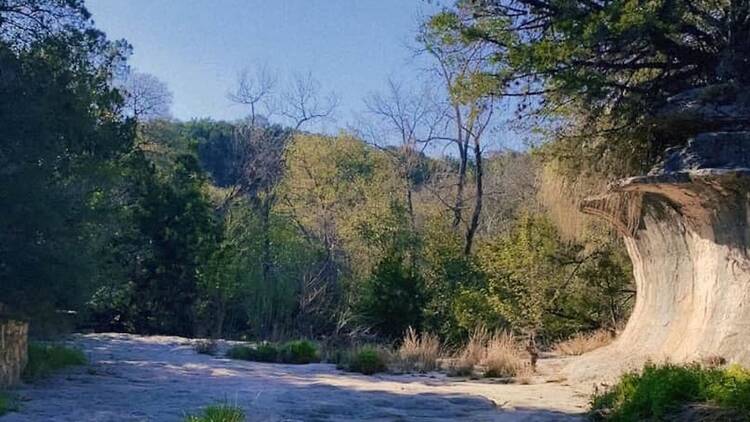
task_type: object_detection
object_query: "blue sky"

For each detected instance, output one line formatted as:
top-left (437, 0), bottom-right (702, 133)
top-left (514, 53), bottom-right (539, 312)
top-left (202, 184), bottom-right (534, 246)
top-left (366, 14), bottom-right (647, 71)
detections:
top-left (87, 0), bottom-right (442, 129)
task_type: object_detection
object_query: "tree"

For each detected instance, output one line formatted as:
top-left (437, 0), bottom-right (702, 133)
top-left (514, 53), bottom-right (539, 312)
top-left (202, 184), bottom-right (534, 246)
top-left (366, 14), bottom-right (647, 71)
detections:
top-left (418, 16), bottom-right (499, 254)
top-left (356, 251), bottom-right (425, 339)
top-left (478, 214), bottom-right (632, 340)
top-left (119, 71), bottom-right (173, 121)
top-left (224, 68), bottom-right (337, 319)
top-left (361, 79), bottom-right (444, 230)
top-left (117, 151), bottom-right (218, 336)
top-left (279, 134), bottom-right (407, 336)
top-left (0, 1), bottom-right (133, 319)
top-left (435, 0), bottom-right (750, 176)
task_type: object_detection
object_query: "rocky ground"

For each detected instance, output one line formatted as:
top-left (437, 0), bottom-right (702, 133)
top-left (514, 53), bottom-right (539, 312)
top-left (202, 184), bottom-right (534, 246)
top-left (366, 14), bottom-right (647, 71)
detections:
top-left (2, 333), bottom-right (590, 421)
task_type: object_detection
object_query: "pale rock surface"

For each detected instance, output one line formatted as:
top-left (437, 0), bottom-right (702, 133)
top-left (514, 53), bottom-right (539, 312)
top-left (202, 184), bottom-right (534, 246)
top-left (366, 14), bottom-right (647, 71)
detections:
top-left (568, 131), bottom-right (750, 381)
top-left (3, 333), bottom-right (588, 421)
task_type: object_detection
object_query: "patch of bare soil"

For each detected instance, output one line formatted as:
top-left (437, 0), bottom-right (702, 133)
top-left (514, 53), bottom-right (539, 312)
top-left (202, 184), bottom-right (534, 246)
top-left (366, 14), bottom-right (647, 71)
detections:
top-left (2, 334), bottom-right (589, 421)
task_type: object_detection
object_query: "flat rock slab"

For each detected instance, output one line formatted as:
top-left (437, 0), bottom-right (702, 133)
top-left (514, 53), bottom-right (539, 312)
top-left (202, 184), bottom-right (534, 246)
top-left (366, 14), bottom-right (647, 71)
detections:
top-left (2, 334), bottom-right (587, 421)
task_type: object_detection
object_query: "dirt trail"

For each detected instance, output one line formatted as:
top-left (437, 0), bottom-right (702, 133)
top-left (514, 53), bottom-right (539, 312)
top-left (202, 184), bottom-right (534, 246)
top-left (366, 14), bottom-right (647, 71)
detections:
top-left (2, 334), bottom-right (589, 421)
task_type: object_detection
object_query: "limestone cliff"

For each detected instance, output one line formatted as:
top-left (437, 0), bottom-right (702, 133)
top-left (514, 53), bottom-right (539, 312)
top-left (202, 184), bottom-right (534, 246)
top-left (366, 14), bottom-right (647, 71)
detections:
top-left (566, 131), bottom-right (750, 380)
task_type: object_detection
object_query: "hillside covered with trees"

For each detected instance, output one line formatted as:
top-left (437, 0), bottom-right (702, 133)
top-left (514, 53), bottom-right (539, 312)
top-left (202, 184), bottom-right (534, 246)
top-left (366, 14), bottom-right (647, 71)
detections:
top-left (3, 0), bottom-right (750, 420)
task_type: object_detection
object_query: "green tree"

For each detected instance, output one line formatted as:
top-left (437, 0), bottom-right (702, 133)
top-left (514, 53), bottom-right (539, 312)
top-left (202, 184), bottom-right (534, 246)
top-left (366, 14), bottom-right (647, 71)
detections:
top-left (356, 251), bottom-right (425, 339)
top-left (0, 1), bottom-right (133, 321)
top-left (431, 0), bottom-right (750, 176)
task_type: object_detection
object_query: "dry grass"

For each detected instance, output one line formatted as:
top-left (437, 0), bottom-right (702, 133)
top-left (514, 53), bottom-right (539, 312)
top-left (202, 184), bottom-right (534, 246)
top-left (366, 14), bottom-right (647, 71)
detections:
top-left (538, 164), bottom-right (612, 242)
top-left (448, 329), bottom-right (531, 378)
top-left (553, 329), bottom-right (614, 356)
top-left (447, 326), bottom-right (489, 376)
top-left (482, 331), bottom-right (531, 378)
top-left (395, 327), bottom-right (441, 373)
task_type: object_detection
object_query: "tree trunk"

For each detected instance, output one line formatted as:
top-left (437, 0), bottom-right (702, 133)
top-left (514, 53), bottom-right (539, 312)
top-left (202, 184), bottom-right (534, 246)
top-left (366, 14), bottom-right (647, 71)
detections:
top-left (464, 136), bottom-right (483, 255)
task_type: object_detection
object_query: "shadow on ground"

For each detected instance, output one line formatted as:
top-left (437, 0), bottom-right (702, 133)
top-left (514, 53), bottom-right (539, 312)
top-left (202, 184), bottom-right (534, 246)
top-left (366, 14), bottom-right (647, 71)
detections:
top-left (1, 334), bottom-right (585, 421)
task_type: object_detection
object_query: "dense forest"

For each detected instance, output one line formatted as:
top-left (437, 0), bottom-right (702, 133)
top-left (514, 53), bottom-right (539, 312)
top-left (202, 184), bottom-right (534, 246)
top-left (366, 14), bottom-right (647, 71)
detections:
top-left (1, 0), bottom-right (641, 348)
top-left (4, 0), bottom-right (749, 348)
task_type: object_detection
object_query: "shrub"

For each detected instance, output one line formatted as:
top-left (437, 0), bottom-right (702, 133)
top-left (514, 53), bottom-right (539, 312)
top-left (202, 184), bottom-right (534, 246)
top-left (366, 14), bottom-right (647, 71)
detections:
top-left (250, 343), bottom-right (279, 362)
top-left (347, 346), bottom-right (389, 375)
top-left (356, 252), bottom-right (425, 339)
top-left (225, 343), bottom-right (278, 362)
top-left (553, 329), bottom-right (614, 356)
top-left (481, 332), bottom-right (529, 378)
top-left (194, 340), bottom-right (218, 355)
top-left (590, 363), bottom-right (750, 421)
top-left (23, 343), bottom-right (87, 380)
top-left (278, 340), bottom-right (319, 364)
top-left (184, 403), bottom-right (245, 422)
top-left (0, 392), bottom-right (18, 416)
top-left (395, 327), bottom-right (440, 373)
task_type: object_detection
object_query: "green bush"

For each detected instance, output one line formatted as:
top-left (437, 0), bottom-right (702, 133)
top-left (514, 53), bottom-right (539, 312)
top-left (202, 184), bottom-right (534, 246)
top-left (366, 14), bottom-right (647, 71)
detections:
top-left (347, 347), bottom-right (388, 375)
top-left (225, 343), bottom-right (278, 362)
top-left (278, 340), bottom-right (319, 364)
top-left (226, 340), bottom-right (318, 364)
top-left (0, 392), bottom-right (18, 416)
top-left (251, 343), bottom-right (279, 362)
top-left (23, 343), bottom-right (87, 380)
top-left (184, 403), bottom-right (245, 422)
top-left (356, 252), bottom-right (425, 340)
top-left (590, 363), bottom-right (750, 421)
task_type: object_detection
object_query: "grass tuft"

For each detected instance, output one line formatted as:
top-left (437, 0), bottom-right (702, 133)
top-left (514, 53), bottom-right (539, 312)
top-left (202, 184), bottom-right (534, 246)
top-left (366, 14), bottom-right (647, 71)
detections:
top-left (448, 327), bottom-right (489, 377)
top-left (395, 327), bottom-right (440, 373)
top-left (345, 345), bottom-right (390, 375)
top-left (225, 340), bottom-right (318, 364)
top-left (278, 340), bottom-right (319, 364)
top-left (184, 403), bottom-right (245, 422)
top-left (590, 362), bottom-right (750, 421)
top-left (23, 343), bottom-right (87, 380)
top-left (481, 331), bottom-right (530, 378)
top-left (553, 329), bottom-right (614, 356)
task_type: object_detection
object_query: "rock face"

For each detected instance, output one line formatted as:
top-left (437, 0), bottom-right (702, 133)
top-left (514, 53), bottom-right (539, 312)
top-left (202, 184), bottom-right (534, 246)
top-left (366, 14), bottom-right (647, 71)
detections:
top-left (0, 319), bottom-right (28, 388)
top-left (567, 131), bottom-right (750, 380)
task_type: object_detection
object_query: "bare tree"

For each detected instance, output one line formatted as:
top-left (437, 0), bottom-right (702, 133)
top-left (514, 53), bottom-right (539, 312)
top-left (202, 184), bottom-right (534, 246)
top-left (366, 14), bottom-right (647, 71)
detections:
top-left (360, 79), bottom-right (447, 229)
top-left (119, 71), bottom-right (173, 122)
top-left (223, 67), bottom-right (337, 337)
top-left (418, 24), bottom-right (497, 255)
top-left (281, 72), bottom-right (339, 130)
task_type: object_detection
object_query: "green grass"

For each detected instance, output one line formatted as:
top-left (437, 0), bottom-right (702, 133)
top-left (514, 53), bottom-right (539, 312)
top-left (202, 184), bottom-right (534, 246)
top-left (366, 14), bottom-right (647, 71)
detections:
top-left (225, 342), bottom-right (278, 362)
top-left (184, 403), bottom-right (245, 422)
top-left (225, 340), bottom-right (318, 364)
top-left (345, 346), bottom-right (388, 375)
top-left (590, 362), bottom-right (750, 421)
top-left (0, 391), bottom-right (19, 416)
top-left (278, 340), bottom-right (319, 364)
top-left (23, 343), bottom-right (87, 380)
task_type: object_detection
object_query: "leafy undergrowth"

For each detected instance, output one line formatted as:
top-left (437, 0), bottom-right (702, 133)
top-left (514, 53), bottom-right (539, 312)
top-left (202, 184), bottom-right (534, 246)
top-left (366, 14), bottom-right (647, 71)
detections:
top-left (341, 345), bottom-right (390, 375)
top-left (226, 340), bottom-right (318, 364)
top-left (590, 362), bottom-right (750, 421)
top-left (184, 403), bottom-right (245, 422)
top-left (0, 391), bottom-right (19, 416)
top-left (23, 343), bottom-right (87, 380)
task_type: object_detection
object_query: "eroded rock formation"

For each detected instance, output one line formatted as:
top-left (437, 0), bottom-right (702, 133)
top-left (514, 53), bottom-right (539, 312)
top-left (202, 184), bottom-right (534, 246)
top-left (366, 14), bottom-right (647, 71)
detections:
top-left (566, 127), bottom-right (750, 380)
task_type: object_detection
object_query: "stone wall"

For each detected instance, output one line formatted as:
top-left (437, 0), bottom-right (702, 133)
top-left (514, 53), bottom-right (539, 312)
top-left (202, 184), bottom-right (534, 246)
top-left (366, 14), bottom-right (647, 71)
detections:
top-left (0, 319), bottom-right (29, 388)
